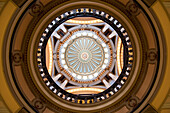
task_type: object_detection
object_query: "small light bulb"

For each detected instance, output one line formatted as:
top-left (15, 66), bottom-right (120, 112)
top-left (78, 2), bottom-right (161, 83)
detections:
top-left (104, 48), bottom-right (108, 52)
top-left (61, 48), bottom-right (65, 53)
top-left (71, 35), bottom-right (76, 39)
top-left (102, 65), bottom-right (106, 69)
top-left (61, 54), bottom-right (64, 58)
top-left (77, 75), bottom-right (82, 79)
top-left (63, 43), bottom-right (67, 47)
top-left (105, 54), bottom-right (109, 58)
top-left (83, 76), bottom-right (87, 80)
top-left (94, 73), bottom-right (98, 77)
top-left (88, 33), bottom-right (93, 37)
top-left (61, 60), bottom-right (65, 64)
top-left (102, 43), bottom-right (106, 47)
top-left (93, 35), bottom-right (98, 39)
top-left (72, 73), bottom-right (76, 77)
top-left (104, 59), bottom-right (108, 64)
top-left (64, 65), bottom-right (68, 69)
top-left (88, 75), bottom-right (93, 79)
top-left (82, 32), bottom-right (87, 36)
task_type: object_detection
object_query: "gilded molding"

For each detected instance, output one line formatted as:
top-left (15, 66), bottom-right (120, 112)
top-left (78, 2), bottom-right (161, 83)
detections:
top-left (3, 0), bottom-right (163, 112)
top-left (29, 1), bottom-right (44, 16)
top-left (12, 0), bottom-right (27, 7)
top-left (142, 0), bottom-right (157, 8)
top-left (12, 50), bottom-right (23, 65)
top-left (18, 107), bottom-right (29, 113)
top-left (141, 104), bottom-right (158, 113)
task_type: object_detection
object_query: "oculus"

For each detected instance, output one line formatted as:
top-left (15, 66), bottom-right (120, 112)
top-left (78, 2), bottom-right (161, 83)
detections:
top-left (37, 8), bottom-right (133, 104)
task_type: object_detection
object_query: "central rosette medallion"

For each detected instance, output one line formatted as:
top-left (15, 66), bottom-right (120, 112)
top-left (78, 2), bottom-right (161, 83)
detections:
top-left (59, 30), bottom-right (111, 81)
top-left (66, 37), bottom-right (104, 76)
top-left (81, 52), bottom-right (89, 61)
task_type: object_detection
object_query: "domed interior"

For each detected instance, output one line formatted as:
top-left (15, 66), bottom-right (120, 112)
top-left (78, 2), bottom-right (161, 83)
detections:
top-left (45, 17), bottom-right (125, 95)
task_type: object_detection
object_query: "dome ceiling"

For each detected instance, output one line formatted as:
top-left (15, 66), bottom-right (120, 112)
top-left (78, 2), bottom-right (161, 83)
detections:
top-left (37, 8), bottom-right (134, 104)
top-left (2, 0), bottom-right (166, 112)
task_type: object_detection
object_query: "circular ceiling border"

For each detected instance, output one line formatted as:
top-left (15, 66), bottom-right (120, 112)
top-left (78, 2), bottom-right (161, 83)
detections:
top-left (36, 7), bottom-right (134, 105)
top-left (2, 0), bottom-right (165, 112)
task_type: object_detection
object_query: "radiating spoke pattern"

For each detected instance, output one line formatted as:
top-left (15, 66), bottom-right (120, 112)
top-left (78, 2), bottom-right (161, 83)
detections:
top-left (66, 37), bottom-right (103, 74)
top-left (59, 31), bottom-right (111, 81)
top-left (37, 8), bottom-right (133, 103)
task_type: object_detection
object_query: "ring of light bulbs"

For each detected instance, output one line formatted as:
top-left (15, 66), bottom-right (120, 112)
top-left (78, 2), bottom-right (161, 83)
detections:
top-left (58, 30), bottom-right (112, 82)
top-left (37, 8), bottom-right (133, 104)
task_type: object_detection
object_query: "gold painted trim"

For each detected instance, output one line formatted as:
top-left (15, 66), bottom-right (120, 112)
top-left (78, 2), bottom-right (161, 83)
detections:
top-left (0, 1), bottom-right (20, 112)
top-left (151, 1), bottom-right (170, 110)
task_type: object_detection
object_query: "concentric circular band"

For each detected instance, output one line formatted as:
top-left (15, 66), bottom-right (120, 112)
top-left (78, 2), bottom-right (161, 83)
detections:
top-left (37, 8), bottom-right (133, 104)
top-left (66, 37), bottom-right (104, 76)
top-left (59, 30), bottom-right (111, 81)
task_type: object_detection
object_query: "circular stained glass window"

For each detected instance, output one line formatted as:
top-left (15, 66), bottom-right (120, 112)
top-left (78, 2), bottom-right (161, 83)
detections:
top-left (37, 8), bottom-right (133, 103)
